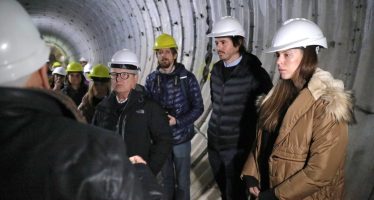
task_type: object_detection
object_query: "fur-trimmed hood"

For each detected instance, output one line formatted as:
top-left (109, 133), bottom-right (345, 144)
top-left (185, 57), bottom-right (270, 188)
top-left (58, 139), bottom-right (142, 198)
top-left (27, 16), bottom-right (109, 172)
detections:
top-left (308, 68), bottom-right (354, 123)
top-left (259, 68), bottom-right (354, 123)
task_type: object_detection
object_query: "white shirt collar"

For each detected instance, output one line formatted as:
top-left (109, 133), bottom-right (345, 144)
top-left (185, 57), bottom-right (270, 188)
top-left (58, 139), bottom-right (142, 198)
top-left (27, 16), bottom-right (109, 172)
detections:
top-left (116, 96), bottom-right (128, 104)
top-left (224, 55), bottom-right (242, 68)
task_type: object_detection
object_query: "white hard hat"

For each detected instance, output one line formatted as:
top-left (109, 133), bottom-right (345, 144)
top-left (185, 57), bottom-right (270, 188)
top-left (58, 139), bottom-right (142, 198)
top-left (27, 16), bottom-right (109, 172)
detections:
top-left (79, 57), bottom-right (88, 62)
top-left (207, 16), bottom-right (245, 38)
top-left (52, 66), bottom-right (67, 76)
top-left (110, 49), bottom-right (140, 71)
top-left (83, 62), bottom-right (93, 73)
top-left (0, 0), bottom-right (50, 85)
top-left (265, 18), bottom-right (327, 53)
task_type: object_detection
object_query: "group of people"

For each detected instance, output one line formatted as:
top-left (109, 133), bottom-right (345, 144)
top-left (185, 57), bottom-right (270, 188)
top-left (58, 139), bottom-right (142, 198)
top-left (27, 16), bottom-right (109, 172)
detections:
top-left (0, 0), bottom-right (354, 200)
top-left (206, 16), bottom-right (354, 200)
top-left (48, 60), bottom-right (111, 123)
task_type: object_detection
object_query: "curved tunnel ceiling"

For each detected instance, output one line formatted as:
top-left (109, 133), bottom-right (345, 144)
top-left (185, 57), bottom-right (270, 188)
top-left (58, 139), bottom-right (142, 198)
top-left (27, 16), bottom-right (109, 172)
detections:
top-left (18, 0), bottom-right (374, 199)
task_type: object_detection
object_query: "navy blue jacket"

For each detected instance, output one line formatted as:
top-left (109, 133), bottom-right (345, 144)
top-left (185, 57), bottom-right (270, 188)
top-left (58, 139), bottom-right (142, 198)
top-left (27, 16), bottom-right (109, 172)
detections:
top-left (145, 63), bottom-right (204, 144)
top-left (208, 53), bottom-right (273, 151)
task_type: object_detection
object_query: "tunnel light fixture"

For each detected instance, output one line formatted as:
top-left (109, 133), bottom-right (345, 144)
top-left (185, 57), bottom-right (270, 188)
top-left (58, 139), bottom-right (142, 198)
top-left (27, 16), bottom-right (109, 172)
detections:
top-left (1, 43), bottom-right (8, 50)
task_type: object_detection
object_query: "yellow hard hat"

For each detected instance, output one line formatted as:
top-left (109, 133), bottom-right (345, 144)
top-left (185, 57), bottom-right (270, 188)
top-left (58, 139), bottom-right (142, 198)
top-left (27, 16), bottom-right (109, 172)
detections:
top-left (153, 33), bottom-right (177, 50)
top-left (52, 61), bottom-right (62, 68)
top-left (66, 62), bottom-right (83, 72)
top-left (89, 64), bottom-right (110, 79)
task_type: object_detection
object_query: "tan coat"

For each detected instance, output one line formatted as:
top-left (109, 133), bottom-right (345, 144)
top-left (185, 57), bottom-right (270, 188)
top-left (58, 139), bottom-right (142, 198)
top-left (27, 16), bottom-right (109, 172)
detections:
top-left (241, 68), bottom-right (354, 200)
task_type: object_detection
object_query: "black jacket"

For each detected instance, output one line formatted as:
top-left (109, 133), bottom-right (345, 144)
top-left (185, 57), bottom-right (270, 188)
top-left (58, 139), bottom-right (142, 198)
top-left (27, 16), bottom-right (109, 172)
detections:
top-left (92, 89), bottom-right (172, 174)
top-left (208, 53), bottom-right (273, 151)
top-left (61, 83), bottom-right (88, 106)
top-left (0, 87), bottom-right (145, 200)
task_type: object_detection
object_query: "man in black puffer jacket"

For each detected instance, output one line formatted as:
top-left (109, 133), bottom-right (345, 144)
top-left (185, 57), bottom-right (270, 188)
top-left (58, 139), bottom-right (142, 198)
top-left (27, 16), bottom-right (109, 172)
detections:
top-left (207, 16), bottom-right (273, 200)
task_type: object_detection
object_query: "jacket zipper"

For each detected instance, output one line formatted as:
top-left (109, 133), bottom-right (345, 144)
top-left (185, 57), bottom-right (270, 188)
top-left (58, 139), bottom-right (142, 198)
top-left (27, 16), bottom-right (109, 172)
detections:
top-left (217, 83), bottom-right (225, 132)
top-left (117, 102), bottom-right (129, 140)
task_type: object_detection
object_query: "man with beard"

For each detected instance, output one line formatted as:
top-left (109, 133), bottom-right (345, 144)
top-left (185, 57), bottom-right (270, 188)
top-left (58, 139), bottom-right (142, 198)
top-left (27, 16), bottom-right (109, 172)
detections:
top-left (145, 33), bottom-right (204, 200)
top-left (206, 16), bottom-right (273, 200)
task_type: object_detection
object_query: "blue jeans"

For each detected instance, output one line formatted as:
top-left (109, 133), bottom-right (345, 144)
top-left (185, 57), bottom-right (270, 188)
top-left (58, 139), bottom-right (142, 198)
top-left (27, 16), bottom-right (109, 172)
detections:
top-left (161, 141), bottom-right (191, 200)
top-left (208, 148), bottom-right (248, 200)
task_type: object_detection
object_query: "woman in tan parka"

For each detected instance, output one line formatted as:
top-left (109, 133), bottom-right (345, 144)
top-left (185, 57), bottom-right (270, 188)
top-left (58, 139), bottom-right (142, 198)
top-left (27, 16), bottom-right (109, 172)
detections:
top-left (241, 18), bottom-right (354, 200)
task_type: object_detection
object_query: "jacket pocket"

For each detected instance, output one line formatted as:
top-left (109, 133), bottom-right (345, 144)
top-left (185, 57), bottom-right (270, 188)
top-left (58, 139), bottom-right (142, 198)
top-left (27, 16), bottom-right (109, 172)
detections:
top-left (269, 150), bottom-right (307, 184)
top-left (173, 124), bottom-right (195, 144)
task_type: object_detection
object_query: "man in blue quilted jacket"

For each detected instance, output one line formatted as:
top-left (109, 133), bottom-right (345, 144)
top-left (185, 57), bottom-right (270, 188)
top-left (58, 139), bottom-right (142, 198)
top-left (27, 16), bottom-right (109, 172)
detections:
top-left (145, 33), bottom-right (204, 200)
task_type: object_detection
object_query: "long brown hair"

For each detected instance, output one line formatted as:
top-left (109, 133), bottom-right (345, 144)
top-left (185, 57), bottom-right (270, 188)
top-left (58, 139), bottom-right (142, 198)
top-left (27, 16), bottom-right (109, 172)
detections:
top-left (86, 80), bottom-right (111, 105)
top-left (258, 46), bottom-right (318, 132)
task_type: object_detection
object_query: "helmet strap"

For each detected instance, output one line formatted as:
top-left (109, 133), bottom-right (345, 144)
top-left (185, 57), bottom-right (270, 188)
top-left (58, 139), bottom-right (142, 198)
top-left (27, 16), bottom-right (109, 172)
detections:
top-left (315, 46), bottom-right (320, 54)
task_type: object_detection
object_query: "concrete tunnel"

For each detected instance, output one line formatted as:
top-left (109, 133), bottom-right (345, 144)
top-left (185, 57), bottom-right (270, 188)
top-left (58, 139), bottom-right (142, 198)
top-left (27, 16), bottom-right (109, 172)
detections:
top-left (17, 0), bottom-right (373, 199)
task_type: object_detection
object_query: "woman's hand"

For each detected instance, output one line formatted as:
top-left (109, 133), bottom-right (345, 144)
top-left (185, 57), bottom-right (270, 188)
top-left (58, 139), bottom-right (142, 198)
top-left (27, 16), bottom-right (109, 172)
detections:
top-left (249, 186), bottom-right (260, 197)
top-left (242, 175), bottom-right (260, 197)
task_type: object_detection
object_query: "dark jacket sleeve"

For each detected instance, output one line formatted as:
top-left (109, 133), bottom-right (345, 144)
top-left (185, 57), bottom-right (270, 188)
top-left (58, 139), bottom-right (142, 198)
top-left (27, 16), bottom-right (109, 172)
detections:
top-left (91, 96), bottom-right (117, 132)
top-left (147, 101), bottom-right (172, 174)
top-left (100, 134), bottom-right (145, 200)
top-left (144, 73), bottom-right (154, 98)
top-left (91, 98), bottom-right (105, 127)
top-left (255, 66), bottom-right (273, 95)
top-left (91, 110), bottom-right (99, 126)
top-left (251, 57), bottom-right (273, 96)
top-left (176, 73), bottom-right (204, 127)
top-left (133, 164), bottom-right (163, 199)
top-left (91, 108), bottom-right (113, 130)
top-left (57, 126), bottom-right (145, 200)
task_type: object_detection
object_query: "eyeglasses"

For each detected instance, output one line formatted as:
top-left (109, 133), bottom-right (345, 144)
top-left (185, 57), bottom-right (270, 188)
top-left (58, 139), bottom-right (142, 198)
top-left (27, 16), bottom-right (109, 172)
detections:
top-left (109, 72), bottom-right (135, 80)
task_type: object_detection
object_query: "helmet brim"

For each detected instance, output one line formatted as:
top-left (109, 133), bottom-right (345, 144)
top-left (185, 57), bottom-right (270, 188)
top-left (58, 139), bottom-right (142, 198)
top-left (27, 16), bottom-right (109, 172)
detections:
top-left (0, 44), bottom-right (50, 84)
top-left (264, 37), bottom-right (328, 53)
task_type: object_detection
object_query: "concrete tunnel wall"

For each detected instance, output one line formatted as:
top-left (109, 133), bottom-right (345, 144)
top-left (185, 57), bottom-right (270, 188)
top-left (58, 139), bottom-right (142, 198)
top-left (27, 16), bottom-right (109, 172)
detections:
top-left (18, 0), bottom-right (373, 199)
